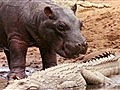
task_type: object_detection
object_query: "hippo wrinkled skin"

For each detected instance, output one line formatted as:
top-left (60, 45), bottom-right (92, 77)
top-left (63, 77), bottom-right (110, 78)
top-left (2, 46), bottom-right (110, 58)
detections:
top-left (0, 0), bottom-right (88, 79)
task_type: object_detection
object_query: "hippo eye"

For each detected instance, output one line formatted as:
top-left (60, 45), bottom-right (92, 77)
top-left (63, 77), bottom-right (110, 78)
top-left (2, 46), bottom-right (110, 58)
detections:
top-left (57, 22), bottom-right (66, 31)
top-left (79, 21), bottom-right (83, 30)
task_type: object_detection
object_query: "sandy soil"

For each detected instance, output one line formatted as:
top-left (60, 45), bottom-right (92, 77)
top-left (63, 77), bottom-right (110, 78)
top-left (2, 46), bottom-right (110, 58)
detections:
top-left (78, 0), bottom-right (120, 51)
top-left (0, 0), bottom-right (120, 89)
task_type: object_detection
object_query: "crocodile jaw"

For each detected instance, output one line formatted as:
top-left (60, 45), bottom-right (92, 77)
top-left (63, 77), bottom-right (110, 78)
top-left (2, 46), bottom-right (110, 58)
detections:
top-left (81, 50), bottom-right (120, 77)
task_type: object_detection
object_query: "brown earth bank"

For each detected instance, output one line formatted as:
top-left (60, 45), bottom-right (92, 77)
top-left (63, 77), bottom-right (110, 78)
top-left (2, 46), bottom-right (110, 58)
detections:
top-left (0, 0), bottom-right (120, 89)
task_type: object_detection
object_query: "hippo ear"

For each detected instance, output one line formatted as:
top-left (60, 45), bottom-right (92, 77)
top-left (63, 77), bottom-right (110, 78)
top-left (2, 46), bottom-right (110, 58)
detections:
top-left (44, 6), bottom-right (55, 19)
top-left (71, 4), bottom-right (77, 14)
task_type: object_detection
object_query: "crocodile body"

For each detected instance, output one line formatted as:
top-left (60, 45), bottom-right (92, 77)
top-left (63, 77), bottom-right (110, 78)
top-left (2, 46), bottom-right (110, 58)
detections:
top-left (4, 49), bottom-right (120, 90)
top-left (52, 0), bottom-right (111, 9)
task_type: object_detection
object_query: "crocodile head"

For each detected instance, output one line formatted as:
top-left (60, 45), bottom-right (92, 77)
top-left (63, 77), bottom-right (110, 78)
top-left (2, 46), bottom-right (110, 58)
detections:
top-left (80, 49), bottom-right (120, 80)
top-left (81, 49), bottom-right (120, 66)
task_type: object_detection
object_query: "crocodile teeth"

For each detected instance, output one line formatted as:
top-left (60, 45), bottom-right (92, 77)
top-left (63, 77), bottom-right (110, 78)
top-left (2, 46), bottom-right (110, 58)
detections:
top-left (102, 53), bottom-right (107, 57)
top-left (102, 57), bottom-right (108, 62)
top-left (94, 58), bottom-right (100, 65)
top-left (92, 59), bottom-right (98, 65)
top-left (92, 59), bottom-right (96, 63)
top-left (107, 55), bottom-right (112, 61)
top-left (104, 52), bottom-right (109, 56)
top-left (95, 56), bottom-right (108, 64)
top-left (106, 51), bottom-right (110, 55)
top-left (89, 60), bottom-right (94, 65)
top-left (83, 50), bottom-right (116, 66)
top-left (95, 56), bottom-right (100, 59)
top-left (85, 61), bottom-right (89, 66)
top-left (95, 58), bottom-right (99, 62)
top-left (85, 60), bottom-right (91, 66)
top-left (109, 54), bottom-right (115, 60)
top-left (99, 54), bottom-right (104, 58)
top-left (98, 58), bottom-right (103, 63)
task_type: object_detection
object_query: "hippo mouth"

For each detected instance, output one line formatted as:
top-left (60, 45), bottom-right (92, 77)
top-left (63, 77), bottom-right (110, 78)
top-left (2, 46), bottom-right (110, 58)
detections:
top-left (56, 43), bottom-right (87, 58)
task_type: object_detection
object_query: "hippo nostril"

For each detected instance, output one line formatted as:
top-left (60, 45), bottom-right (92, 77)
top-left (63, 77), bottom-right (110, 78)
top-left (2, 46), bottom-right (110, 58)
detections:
top-left (78, 43), bottom-right (81, 46)
top-left (82, 42), bottom-right (88, 47)
top-left (75, 43), bottom-right (82, 47)
top-left (76, 42), bottom-right (88, 47)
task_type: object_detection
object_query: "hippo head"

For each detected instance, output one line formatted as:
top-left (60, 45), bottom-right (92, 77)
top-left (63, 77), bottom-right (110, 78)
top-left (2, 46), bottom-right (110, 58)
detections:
top-left (39, 4), bottom-right (88, 58)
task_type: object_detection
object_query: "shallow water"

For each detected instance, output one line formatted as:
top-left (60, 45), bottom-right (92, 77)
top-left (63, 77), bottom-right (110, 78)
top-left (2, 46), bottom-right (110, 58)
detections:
top-left (0, 66), bottom-right (38, 78)
top-left (87, 75), bottom-right (120, 90)
top-left (0, 67), bottom-right (119, 90)
top-left (0, 66), bottom-right (39, 90)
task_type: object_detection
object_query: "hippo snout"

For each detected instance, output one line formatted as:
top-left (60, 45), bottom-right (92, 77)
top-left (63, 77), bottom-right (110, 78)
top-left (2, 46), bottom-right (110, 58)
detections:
top-left (75, 41), bottom-right (88, 54)
top-left (57, 41), bottom-right (88, 58)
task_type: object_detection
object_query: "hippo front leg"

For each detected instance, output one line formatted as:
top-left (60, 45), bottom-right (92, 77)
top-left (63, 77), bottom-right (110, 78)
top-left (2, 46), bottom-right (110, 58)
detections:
top-left (7, 39), bottom-right (28, 80)
top-left (4, 49), bottom-right (10, 68)
top-left (40, 48), bottom-right (57, 70)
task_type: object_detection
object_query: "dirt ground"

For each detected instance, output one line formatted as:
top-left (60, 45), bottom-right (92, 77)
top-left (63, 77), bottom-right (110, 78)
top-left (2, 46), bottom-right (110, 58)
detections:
top-left (0, 0), bottom-right (120, 67)
top-left (0, 0), bottom-right (120, 90)
top-left (78, 0), bottom-right (120, 51)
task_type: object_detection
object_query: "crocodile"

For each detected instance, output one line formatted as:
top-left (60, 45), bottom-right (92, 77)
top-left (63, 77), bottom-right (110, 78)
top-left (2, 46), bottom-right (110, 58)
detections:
top-left (52, 0), bottom-right (111, 9)
top-left (4, 49), bottom-right (120, 90)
